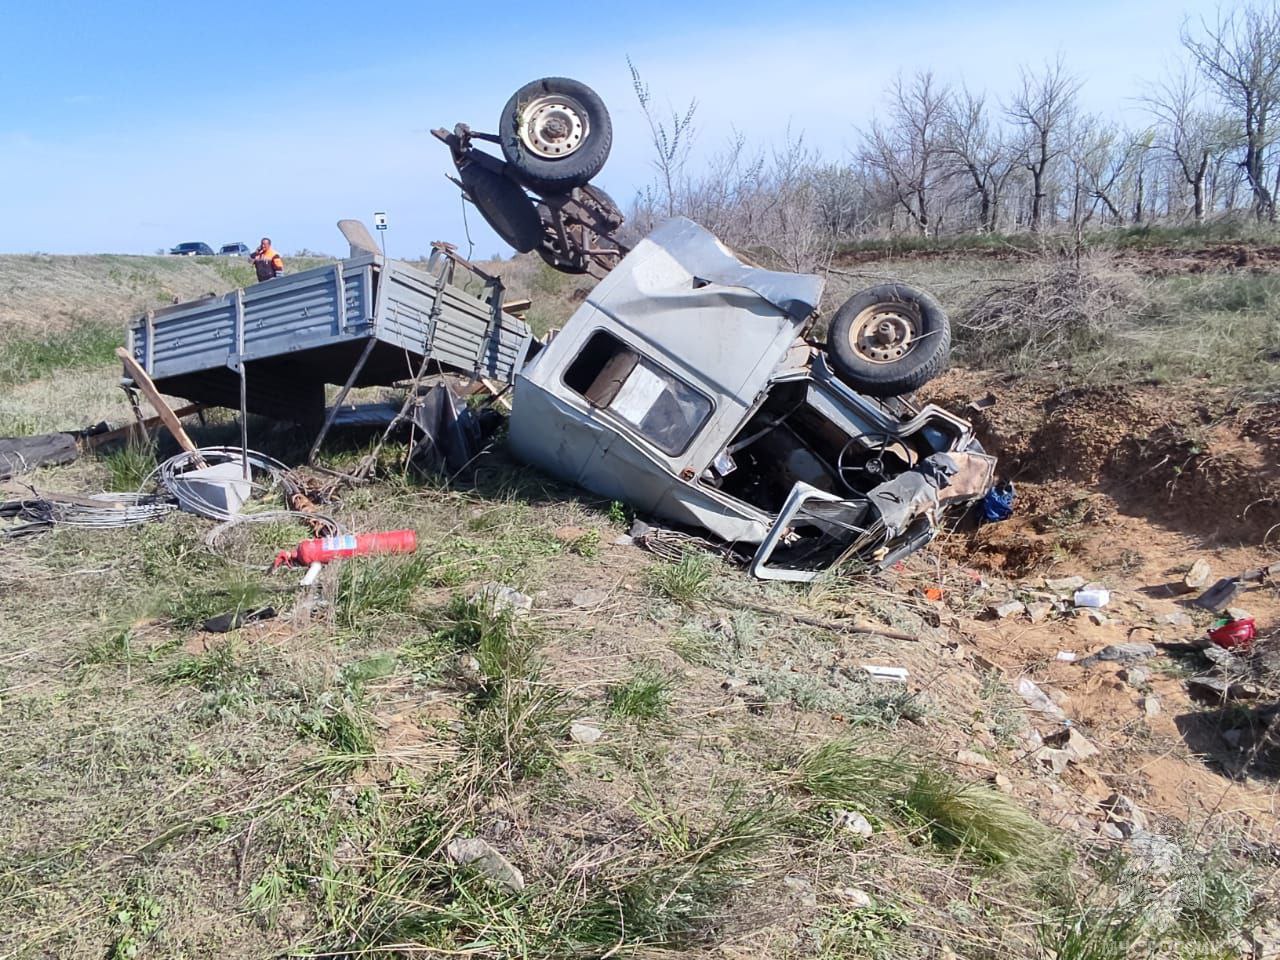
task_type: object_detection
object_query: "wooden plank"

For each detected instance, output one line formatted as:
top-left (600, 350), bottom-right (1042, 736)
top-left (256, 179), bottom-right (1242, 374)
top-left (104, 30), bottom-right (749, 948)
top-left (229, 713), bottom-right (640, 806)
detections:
top-left (81, 404), bottom-right (208, 450)
top-left (114, 347), bottom-right (205, 465)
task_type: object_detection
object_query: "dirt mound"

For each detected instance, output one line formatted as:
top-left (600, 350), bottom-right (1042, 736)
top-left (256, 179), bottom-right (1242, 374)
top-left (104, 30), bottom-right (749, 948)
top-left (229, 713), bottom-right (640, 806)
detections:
top-left (926, 370), bottom-right (1280, 549)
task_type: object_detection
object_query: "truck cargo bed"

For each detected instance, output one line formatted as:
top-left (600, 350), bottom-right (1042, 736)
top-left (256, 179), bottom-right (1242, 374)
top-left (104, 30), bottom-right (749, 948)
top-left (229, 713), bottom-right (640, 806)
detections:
top-left (125, 253), bottom-right (534, 423)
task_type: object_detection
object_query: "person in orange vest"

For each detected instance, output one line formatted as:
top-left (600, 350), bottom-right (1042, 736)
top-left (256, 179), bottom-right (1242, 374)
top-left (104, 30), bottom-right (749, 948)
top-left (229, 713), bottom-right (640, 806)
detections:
top-left (250, 237), bottom-right (284, 281)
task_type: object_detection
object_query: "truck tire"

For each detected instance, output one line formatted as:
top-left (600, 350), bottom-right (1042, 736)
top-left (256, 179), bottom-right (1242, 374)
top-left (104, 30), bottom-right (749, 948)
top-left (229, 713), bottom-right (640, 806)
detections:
top-left (459, 163), bottom-right (543, 253)
top-left (499, 77), bottom-right (612, 193)
top-left (826, 283), bottom-right (951, 397)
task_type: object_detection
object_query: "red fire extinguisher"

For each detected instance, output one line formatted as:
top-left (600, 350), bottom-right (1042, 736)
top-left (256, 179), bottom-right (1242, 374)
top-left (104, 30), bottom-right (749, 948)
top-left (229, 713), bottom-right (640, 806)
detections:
top-left (274, 529), bottom-right (417, 568)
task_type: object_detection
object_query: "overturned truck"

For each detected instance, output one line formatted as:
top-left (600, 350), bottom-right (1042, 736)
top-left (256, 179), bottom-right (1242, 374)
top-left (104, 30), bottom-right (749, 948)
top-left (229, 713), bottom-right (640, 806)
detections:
top-left (125, 77), bottom-right (995, 580)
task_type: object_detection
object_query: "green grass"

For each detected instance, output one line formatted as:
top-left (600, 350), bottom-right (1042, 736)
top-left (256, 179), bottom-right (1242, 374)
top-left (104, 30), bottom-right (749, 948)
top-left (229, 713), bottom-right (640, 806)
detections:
top-left (0, 322), bottom-right (121, 386)
top-left (161, 573), bottom-right (272, 629)
top-left (333, 553), bottom-right (434, 628)
top-left (1037, 904), bottom-right (1149, 960)
top-left (645, 551), bottom-right (716, 604)
top-left (100, 437), bottom-right (159, 492)
top-left (796, 738), bottom-right (1052, 866)
top-left (607, 665), bottom-right (672, 721)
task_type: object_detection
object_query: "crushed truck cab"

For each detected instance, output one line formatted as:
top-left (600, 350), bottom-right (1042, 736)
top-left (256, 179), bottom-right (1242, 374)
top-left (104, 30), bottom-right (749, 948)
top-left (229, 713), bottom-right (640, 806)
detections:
top-left (509, 217), bottom-right (994, 580)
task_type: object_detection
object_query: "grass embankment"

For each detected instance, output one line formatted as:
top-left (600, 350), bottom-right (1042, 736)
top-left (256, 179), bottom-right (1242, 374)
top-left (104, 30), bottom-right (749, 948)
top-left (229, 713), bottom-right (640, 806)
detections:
top-left (0, 255), bottom-right (329, 435)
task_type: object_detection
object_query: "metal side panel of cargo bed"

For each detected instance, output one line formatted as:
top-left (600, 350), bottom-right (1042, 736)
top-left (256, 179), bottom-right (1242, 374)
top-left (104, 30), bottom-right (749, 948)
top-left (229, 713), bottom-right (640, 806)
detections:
top-left (125, 254), bottom-right (534, 420)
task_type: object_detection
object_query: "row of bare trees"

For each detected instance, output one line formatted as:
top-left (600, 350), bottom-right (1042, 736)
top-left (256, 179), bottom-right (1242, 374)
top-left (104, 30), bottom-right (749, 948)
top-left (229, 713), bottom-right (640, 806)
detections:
top-left (628, 2), bottom-right (1280, 265)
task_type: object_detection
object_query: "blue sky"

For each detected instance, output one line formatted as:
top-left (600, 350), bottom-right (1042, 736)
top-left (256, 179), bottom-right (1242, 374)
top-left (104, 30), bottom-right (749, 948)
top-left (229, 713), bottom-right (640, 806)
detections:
top-left (1, 0), bottom-right (1223, 256)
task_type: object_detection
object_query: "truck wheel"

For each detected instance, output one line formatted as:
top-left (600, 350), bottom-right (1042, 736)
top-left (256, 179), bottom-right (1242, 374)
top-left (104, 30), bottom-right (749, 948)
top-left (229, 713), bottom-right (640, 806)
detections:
top-left (826, 283), bottom-right (951, 397)
top-left (459, 163), bottom-right (543, 253)
top-left (499, 77), bottom-right (612, 193)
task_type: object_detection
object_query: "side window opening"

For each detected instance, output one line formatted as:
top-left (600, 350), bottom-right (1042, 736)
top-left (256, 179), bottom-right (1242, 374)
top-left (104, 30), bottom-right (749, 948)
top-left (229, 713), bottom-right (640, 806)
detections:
top-left (563, 330), bottom-right (713, 456)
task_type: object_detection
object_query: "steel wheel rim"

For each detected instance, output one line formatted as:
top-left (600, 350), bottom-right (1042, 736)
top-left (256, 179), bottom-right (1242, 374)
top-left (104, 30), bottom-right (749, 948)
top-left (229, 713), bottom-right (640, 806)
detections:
top-left (849, 303), bottom-right (920, 364)
top-left (518, 94), bottom-right (590, 159)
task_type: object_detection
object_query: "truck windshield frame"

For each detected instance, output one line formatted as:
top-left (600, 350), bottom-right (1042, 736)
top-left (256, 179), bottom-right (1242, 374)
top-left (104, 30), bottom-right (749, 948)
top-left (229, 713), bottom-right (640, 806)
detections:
top-left (562, 329), bottom-right (713, 457)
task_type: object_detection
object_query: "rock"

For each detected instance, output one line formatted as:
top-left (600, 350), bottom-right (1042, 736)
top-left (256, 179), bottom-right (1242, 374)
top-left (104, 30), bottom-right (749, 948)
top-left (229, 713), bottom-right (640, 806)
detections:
top-left (1045, 575), bottom-right (1086, 593)
top-left (956, 749), bottom-right (995, 769)
top-left (782, 876), bottom-right (817, 908)
top-left (1098, 822), bottom-right (1126, 841)
top-left (721, 676), bottom-right (751, 691)
top-left (1222, 728), bottom-right (1244, 748)
top-left (1038, 748), bottom-right (1071, 775)
top-left (569, 721), bottom-right (603, 745)
top-left (571, 587), bottom-right (609, 608)
top-left (1079, 642), bottom-right (1157, 667)
top-left (1086, 609), bottom-right (1109, 626)
top-left (1142, 695), bottom-right (1161, 717)
top-left (611, 535), bottom-right (635, 546)
top-left (1126, 830), bottom-right (1180, 876)
top-left (1045, 727), bottom-right (1100, 762)
top-left (1159, 610), bottom-right (1194, 628)
top-left (1188, 676), bottom-right (1262, 702)
top-left (1016, 677), bottom-right (1068, 721)
top-left (1099, 793), bottom-right (1148, 837)
top-left (1183, 558), bottom-right (1212, 591)
top-left (1225, 606), bottom-right (1253, 622)
top-left (1201, 644), bottom-right (1244, 670)
top-left (991, 773), bottom-right (1013, 793)
top-left (1119, 666), bottom-right (1150, 687)
top-left (1027, 601), bottom-right (1053, 624)
top-left (833, 810), bottom-right (874, 838)
top-left (990, 600), bottom-right (1025, 620)
top-left (472, 582), bottom-right (533, 615)
top-left (830, 887), bottom-right (874, 908)
top-left (446, 837), bottom-right (525, 892)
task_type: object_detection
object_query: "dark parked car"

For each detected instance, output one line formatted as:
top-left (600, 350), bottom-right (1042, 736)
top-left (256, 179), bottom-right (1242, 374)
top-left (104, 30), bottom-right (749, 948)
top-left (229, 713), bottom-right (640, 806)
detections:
top-left (218, 242), bottom-right (250, 256)
top-left (169, 242), bottom-right (214, 257)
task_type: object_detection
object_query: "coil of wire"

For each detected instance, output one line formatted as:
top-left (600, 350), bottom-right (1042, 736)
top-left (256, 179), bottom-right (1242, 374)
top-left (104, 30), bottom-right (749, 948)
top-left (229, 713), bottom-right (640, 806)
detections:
top-left (152, 446), bottom-right (297, 521)
top-left (37, 492), bottom-right (177, 528)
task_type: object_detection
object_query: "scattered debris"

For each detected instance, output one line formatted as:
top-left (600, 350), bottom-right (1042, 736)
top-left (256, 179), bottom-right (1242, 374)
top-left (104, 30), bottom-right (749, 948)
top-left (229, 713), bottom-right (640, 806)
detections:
top-left (1208, 617), bottom-right (1257, 651)
top-left (1187, 675), bottom-right (1263, 703)
top-left (445, 837), bottom-right (525, 893)
top-left (831, 887), bottom-right (875, 908)
top-left (202, 606), bottom-right (277, 633)
top-left (569, 721), bottom-right (603, 745)
top-left (1016, 677), bottom-right (1068, 721)
top-left (1119, 666), bottom-right (1150, 687)
top-left (1078, 642), bottom-right (1157, 667)
top-left (472, 583), bottom-right (533, 615)
top-left (1044, 727), bottom-right (1100, 763)
top-left (1099, 793), bottom-right (1148, 837)
top-left (1044, 575), bottom-right (1086, 593)
top-left (990, 600), bottom-right (1025, 620)
top-left (833, 810), bottom-right (875, 838)
top-left (1073, 586), bottom-right (1110, 608)
top-left (1054, 650), bottom-right (1078, 662)
top-left (861, 665), bottom-right (909, 682)
top-left (1182, 558), bottom-right (1212, 592)
top-left (1028, 602), bottom-right (1054, 624)
top-left (0, 433), bottom-right (79, 480)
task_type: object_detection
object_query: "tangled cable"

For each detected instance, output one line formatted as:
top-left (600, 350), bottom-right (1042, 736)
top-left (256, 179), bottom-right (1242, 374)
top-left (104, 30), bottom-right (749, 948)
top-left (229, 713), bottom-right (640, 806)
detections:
top-left (27, 492), bottom-right (176, 529)
top-left (151, 446), bottom-right (298, 521)
top-left (204, 509), bottom-right (343, 567)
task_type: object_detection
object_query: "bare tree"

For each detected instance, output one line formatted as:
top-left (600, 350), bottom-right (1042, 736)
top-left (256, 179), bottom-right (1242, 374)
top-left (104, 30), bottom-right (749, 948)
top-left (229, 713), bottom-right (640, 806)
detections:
top-left (629, 59), bottom-right (698, 219)
top-left (1140, 63), bottom-right (1231, 222)
top-left (859, 71), bottom-right (950, 236)
top-left (1007, 58), bottom-right (1081, 232)
top-left (940, 85), bottom-right (1013, 232)
top-left (1183, 4), bottom-right (1280, 220)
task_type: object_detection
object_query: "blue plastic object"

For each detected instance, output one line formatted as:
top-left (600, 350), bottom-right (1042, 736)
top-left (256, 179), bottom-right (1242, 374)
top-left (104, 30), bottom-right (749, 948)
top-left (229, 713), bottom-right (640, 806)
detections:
top-left (980, 481), bottom-right (1015, 523)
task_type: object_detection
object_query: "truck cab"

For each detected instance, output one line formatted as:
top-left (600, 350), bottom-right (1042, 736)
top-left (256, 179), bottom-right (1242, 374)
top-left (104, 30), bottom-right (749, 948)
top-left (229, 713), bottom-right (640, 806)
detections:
top-left (509, 217), bottom-right (994, 580)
